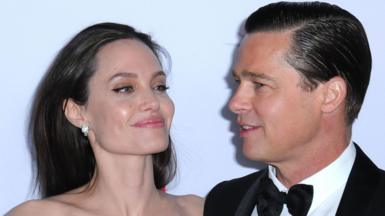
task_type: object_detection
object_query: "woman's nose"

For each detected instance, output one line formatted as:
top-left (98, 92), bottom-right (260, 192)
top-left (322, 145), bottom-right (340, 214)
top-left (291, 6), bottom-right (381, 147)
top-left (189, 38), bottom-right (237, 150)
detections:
top-left (139, 91), bottom-right (160, 112)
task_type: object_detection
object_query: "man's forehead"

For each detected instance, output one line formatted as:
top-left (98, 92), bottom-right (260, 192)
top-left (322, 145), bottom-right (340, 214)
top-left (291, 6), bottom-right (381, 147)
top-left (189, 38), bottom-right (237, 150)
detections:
top-left (235, 31), bottom-right (294, 67)
top-left (239, 30), bottom-right (293, 58)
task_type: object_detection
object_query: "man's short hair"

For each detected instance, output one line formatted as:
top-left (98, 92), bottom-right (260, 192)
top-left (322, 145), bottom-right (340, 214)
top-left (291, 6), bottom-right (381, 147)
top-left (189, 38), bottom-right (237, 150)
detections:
top-left (245, 1), bottom-right (371, 125)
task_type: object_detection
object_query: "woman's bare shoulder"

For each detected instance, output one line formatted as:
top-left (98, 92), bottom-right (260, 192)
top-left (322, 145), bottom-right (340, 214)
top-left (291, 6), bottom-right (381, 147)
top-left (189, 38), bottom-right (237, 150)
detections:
top-left (6, 199), bottom-right (65, 216)
top-left (174, 194), bottom-right (204, 216)
top-left (6, 197), bottom-right (88, 216)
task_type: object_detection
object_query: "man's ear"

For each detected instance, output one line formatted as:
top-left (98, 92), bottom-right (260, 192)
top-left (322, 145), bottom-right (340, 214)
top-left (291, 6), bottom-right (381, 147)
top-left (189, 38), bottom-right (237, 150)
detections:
top-left (321, 76), bottom-right (347, 113)
top-left (63, 99), bottom-right (86, 128)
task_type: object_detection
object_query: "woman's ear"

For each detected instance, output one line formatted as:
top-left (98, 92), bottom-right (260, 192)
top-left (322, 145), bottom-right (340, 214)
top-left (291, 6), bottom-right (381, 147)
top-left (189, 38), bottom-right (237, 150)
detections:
top-left (63, 99), bottom-right (86, 128)
top-left (321, 76), bottom-right (347, 113)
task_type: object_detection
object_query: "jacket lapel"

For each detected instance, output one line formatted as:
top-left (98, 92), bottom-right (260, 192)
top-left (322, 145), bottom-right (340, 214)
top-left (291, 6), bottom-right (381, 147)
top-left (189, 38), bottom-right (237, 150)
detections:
top-left (336, 144), bottom-right (382, 215)
top-left (235, 169), bottom-right (268, 216)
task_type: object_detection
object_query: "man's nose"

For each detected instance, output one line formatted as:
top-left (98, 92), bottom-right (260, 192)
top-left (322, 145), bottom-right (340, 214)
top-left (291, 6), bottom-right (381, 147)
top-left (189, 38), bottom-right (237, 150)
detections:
top-left (228, 86), bottom-right (253, 114)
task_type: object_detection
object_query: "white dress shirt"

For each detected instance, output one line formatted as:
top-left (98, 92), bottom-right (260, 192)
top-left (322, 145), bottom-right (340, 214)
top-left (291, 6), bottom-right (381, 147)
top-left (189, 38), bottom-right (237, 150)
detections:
top-left (251, 142), bottom-right (356, 216)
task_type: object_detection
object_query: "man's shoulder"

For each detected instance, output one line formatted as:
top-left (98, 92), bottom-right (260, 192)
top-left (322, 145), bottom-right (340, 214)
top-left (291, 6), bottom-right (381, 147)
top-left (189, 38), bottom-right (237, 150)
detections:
top-left (209, 170), bottom-right (265, 195)
top-left (204, 169), bottom-right (266, 216)
top-left (337, 144), bottom-right (385, 215)
top-left (366, 168), bottom-right (385, 213)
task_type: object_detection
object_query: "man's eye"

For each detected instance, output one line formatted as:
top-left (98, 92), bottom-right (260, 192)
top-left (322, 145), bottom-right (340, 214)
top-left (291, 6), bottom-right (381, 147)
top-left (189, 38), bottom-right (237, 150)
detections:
top-left (254, 82), bottom-right (265, 89)
top-left (233, 77), bottom-right (240, 84)
top-left (113, 86), bottom-right (134, 93)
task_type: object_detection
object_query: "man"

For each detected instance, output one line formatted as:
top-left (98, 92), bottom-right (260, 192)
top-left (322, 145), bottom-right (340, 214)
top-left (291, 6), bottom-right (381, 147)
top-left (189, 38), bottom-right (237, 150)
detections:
top-left (204, 2), bottom-right (385, 216)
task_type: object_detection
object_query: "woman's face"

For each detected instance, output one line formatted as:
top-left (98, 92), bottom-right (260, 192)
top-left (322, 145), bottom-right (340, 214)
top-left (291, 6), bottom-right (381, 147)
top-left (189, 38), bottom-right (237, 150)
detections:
top-left (83, 39), bottom-right (174, 155)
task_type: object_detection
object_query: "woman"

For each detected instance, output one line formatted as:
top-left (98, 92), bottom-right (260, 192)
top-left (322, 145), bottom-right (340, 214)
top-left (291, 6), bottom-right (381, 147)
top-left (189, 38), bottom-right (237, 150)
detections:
top-left (8, 23), bottom-right (203, 215)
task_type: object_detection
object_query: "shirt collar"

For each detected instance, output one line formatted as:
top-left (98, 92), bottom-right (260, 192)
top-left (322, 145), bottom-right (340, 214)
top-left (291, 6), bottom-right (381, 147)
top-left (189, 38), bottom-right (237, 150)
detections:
top-left (268, 141), bottom-right (356, 213)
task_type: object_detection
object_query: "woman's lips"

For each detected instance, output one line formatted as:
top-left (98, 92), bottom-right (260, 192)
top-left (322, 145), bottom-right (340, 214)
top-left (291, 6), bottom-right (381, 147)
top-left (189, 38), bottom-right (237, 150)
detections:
top-left (132, 118), bottom-right (165, 128)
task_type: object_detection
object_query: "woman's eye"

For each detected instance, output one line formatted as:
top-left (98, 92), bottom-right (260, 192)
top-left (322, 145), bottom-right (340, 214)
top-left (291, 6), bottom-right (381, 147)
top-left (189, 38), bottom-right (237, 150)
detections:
top-left (113, 86), bottom-right (134, 93)
top-left (154, 84), bottom-right (169, 92)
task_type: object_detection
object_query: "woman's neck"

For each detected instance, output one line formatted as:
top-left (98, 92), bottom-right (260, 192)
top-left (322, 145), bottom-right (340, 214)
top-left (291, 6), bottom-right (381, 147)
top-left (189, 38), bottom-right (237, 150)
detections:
top-left (84, 148), bottom-right (166, 215)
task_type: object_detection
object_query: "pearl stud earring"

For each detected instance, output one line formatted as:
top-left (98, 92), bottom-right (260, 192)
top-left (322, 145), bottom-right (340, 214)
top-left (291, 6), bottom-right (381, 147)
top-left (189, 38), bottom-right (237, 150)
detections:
top-left (81, 124), bottom-right (89, 137)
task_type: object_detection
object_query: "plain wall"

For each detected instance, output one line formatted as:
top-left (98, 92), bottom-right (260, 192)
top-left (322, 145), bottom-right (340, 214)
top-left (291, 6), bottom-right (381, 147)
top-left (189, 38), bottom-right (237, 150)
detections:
top-left (1, 0), bottom-right (384, 214)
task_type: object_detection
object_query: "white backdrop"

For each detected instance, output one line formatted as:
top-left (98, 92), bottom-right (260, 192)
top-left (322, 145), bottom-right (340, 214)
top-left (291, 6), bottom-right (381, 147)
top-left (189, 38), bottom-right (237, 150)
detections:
top-left (1, 0), bottom-right (384, 214)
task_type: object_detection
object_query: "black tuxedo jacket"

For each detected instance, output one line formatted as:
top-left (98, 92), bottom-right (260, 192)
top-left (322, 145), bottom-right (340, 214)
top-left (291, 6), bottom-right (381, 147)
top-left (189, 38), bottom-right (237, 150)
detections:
top-left (204, 145), bottom-right (385, 216)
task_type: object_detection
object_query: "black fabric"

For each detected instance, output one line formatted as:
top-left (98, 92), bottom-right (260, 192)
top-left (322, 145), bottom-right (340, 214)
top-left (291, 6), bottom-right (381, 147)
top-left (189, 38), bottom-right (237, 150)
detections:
top-left (204, 144), bottom-right (385, 216)
top-left (204, 170), bottom-right (267, 216)
top-left (336, 144), bottom-right (385, 215)
top-left (255, 177), bottom-right (313, 216)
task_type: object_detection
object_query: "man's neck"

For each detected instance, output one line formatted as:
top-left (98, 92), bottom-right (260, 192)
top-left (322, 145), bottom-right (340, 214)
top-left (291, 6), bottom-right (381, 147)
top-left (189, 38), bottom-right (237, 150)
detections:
top-left (273, 128), bottom-right (351, 188)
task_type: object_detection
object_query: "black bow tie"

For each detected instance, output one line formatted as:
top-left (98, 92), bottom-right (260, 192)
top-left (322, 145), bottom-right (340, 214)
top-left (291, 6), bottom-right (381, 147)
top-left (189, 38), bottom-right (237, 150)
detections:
top-left (255, 177), bottom-right (313, 216)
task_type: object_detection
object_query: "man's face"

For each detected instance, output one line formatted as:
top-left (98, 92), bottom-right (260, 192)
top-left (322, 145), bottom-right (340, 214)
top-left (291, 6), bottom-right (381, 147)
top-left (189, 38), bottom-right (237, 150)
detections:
top-left (229, 31), bottom-right (324, 165)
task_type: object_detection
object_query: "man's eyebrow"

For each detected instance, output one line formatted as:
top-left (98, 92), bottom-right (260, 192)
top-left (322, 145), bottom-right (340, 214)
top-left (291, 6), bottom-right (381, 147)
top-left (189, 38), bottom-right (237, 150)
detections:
top-left (232, 70), bottom-right (274, 81)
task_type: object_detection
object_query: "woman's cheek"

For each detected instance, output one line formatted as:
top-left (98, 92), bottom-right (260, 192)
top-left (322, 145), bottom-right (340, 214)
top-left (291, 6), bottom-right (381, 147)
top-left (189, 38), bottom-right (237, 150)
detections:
top-left (164, 98), bottom-right (175, 129)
